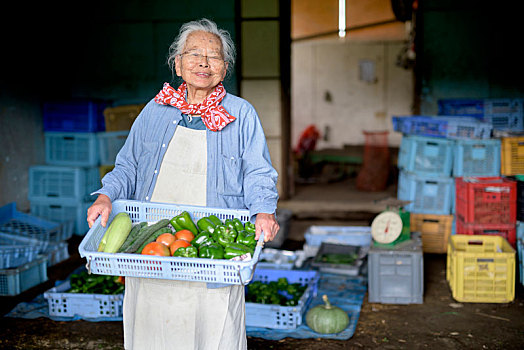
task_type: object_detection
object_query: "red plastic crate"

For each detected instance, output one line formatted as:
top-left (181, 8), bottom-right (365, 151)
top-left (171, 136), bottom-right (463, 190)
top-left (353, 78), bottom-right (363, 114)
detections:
top-left (455, 218), bottom-right (516, 247)
top-left (455, 177), bottom-right (517, 224)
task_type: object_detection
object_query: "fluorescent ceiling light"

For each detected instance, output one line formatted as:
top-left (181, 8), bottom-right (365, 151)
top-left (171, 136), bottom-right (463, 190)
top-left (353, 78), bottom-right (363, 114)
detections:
top-left (339, 0), bottom-right (346, 38)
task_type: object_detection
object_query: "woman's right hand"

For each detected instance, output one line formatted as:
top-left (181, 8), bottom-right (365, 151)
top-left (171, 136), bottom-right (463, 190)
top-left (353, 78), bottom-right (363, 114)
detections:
top-left (87, 194), bottom-right (112, 228)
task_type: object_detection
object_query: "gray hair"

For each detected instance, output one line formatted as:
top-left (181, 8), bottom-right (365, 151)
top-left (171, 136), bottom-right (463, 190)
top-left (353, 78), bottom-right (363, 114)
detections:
top-left (167, 18), bottom-right (236, 78)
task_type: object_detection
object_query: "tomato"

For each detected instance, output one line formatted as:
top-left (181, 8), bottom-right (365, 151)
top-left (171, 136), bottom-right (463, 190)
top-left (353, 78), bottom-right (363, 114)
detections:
top-left (175, 229), bottom-right (195, 243)
top-left (169, 239), bottom-right (191, 255)
top-left (141, 242), bottom-right (170, 256)
top-left (156, 233), bottom-right (177, 247)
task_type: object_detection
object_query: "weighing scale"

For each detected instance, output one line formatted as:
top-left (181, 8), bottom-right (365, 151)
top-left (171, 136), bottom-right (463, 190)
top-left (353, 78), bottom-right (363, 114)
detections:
top-left (371, 207), bottom-right (411, 247)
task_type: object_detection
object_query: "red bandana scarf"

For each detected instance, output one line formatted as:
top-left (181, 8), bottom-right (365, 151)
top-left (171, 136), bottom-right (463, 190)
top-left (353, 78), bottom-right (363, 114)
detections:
top-left (154, 82), bottom-right (236, 131)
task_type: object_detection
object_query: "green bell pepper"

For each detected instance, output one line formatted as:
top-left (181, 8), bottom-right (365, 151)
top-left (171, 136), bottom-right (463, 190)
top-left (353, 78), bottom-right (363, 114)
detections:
top-left (244, 221), bottom-right (256, 234)
top-left (192, 231), bottom-right (215, 249)
top-left (197, 217), bottom-right (216, 234)
top-left (212, 225), bottom-right (238, 247)
top-left (170, 211), bottom-right (199, 236)
top-left (224, 242), bottom-right (254, 259)
top-left (207, 215), bottom-right (223, 227)
top-left (199, 243), bottom-right (224, 259)
top-left (236, 230), bottom-right (257, 248)
top-left (173, 246), bottom-right (198, 258)
top-left (225, 218), bottom-right (244, 233)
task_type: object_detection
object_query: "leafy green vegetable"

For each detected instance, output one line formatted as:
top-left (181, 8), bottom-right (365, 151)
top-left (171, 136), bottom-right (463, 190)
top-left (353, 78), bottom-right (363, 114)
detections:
top-left (68, 271), bottom-right (124, 295)
top-left (246, 278), bottom-right (307, 306)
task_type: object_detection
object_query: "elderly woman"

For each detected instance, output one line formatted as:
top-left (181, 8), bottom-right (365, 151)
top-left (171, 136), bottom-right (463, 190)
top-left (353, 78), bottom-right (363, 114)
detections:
top-left (87, 18), bottom-right (279, 349)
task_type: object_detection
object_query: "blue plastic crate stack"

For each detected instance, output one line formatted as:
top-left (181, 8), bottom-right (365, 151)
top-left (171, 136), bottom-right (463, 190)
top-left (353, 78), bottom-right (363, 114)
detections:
top-left (394, 98), bottom-right (523, 254)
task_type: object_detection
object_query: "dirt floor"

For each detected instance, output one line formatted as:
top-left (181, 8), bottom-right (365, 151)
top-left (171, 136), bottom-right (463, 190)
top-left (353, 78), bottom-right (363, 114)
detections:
top-left (1, 179), bottom-right (524, 349)
top-left (1, 231), bottom-right (524, 350)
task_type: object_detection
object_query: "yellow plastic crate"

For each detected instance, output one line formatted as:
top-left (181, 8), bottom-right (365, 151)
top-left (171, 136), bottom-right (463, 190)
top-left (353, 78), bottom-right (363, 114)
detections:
top-left (410, 213), bottom-right (453, 253)
top-left (446, 235), bottom-right (515, 303)
top-left (501, 136), bottom-right (524, 175)
top-left (103, 104), bottom-right (145, 132)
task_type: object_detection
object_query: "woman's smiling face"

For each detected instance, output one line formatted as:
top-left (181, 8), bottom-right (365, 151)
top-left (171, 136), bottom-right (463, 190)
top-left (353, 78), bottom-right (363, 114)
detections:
top-left (175, 31), bottom-right (228, 99)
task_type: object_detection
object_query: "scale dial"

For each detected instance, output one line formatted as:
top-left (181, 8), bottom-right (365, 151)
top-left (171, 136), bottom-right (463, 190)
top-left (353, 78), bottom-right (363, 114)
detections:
top-left (371, 211), bottom-right (403, 244)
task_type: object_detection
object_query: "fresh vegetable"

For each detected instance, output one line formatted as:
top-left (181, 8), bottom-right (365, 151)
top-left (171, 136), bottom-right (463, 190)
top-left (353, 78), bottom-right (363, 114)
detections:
top-left (192, 231), bottom-right (215, 249)
top-left (225, 218), bottom-right (244, 233)
top-left (174, 229), bottom-right (194, 243)
top-left (236, 230), bottom-right (256, 248)
top-left (156, 232), bottom-right (177, 247)
top-left (207, 215), bottom-right (223, 227)
top-left (198, 243), bottom-right (224, 259)
top-left (68, 271), bottom-right (124, 295)
top-left (136, 227), bottom-right (173, 254)
top-left (244, 221), bottom-right (256, 234)
top-left (246, 278), bottom-right (306, 306)
top-left (117, 221), bottom-right (147, 253)
top-left (223, 242), bottom-right (254, 259)
top-left (173, 246), bottom-right (198, 258)
top-left (97, 212), bottom-right (133, 253)
top-left (141, 242), bottom-right (170, 256)
top-left (318, 253), bottom-right (358, 265)
top-left (306, 294), bottom-right (349, 334)
top-left (197, 217), bottom-right (217, 234)
top-left (212, 225), bottom-right (238, 247)
top-left (170, 211), bottom-right (199, 236)
top-left (122, 219), bottom-right (170, 254)
top-left (169, 239), bottom-right (191, 255)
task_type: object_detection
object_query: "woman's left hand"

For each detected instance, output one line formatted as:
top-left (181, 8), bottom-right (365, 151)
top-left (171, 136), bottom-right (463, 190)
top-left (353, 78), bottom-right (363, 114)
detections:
top-left (255, 213), bottom-right (280, 242)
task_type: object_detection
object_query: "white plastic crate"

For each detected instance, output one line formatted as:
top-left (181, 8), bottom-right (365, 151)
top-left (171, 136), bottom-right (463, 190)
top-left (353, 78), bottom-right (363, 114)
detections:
top-left (368, 234), bottom-right (423, 304)
top-left (45, 241), bottom-right (70, 267)
top-left (45, 132), bottom-right (99, 166)
top-left (245, 269), bottom-right (319, 329)
top-left (0, 256), bottom-right (48, 296)
top-left (97, 131), bottom-right (129, 165)
top-left (29, 165), bottom-right (100, 202)
top-left (30, 198), bottom-right (92, 236)
top-left (398, 135), bottom-right (454, 177)
top-left (44, 280), bottom-right (124, 319)
top-left (78, 199), bottom-right (264, 286)
top-left (0, 233), bottom-right (43, 269)
top-left (397, 170), bottom-right (454, 215)
top-left (258, 249), bottom-right (297, 270)
top-left (452, 139), bottom-right (501, 177)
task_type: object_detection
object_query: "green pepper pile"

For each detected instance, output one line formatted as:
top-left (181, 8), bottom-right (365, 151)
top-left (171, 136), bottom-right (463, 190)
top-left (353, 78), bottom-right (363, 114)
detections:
top-left (317, 253), bottom-right (358, 265)
top-left (171, 213), bottom-right (258, 260)
top-left (68, 271), bottom-right (125, 295)
top-left (246, 277), bottom-right (307, 306)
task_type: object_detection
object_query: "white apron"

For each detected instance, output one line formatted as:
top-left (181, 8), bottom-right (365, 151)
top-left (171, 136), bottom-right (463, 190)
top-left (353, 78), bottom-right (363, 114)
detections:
top-left (123, 126), bottom-right (247, 350)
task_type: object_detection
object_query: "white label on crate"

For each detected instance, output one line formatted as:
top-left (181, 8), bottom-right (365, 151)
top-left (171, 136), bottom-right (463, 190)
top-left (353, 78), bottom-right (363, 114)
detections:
top-left (485, 186), bottom-right (509, 193)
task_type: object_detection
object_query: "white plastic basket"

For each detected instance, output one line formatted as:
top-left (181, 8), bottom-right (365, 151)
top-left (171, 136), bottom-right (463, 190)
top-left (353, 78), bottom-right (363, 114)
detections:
top-left (78, 200), bottom-right (264, 286)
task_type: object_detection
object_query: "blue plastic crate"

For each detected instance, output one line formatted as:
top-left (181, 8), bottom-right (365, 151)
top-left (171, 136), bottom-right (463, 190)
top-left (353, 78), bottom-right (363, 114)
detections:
top-left (45, 132), bottom-right (99, 167)
top-left (246, 269), bottom-right (319, 329)
top-left (0, 202), bottom-right (60, 245)
top-left (484, 99), bottom-right (524, 131)
top-left (397, 170), bottom-right (454, 215)
top-left (29, 165), bottom-right (100, 202)
top-left (453, 139), bottom-right (501, 177)
top-left (0, 233), bottom-right (43, 269)
top-left (97, 131), bottom-right (129, 165)
top-left (30, 198), bottom-right (93, 236)
top-left (398, 135), bottom-right (454, 176)
top-left (392, 115), bottom-right (492, 139)
top-left (438, 98), bottom-right (484, 118)
top-left (43, 100), bottom-right (106, 132)
top-left (0, 255), bottom-right (48, 296)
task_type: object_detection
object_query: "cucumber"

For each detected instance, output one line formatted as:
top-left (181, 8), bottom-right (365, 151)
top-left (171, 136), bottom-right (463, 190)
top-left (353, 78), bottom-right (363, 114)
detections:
top-left (117, 222), bottom-right (147, 253)
top-left (123, 219), bottom-right (170, 254)
top-left (135, 227), bottom-right (173, 254)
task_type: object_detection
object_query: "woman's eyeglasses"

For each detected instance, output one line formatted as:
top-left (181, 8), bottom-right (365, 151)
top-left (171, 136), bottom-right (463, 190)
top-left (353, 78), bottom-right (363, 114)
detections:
top-left (181, 51), bottom-right (225, 66)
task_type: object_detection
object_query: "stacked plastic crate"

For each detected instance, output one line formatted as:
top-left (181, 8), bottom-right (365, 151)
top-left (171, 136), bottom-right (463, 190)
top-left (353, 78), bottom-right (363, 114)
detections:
top-left (29, 100), bottom-right (107, 237)
top-left (393, 110), bottom-right (495, 253)
top-left (438, 98), bottom-right (522, 248)
top-left (98, 104), bottom-right (144, 179)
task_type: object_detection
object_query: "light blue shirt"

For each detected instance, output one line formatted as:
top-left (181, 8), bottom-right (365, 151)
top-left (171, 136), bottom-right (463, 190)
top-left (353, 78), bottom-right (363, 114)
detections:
top-left (94, 92), bottom-right (279, 220)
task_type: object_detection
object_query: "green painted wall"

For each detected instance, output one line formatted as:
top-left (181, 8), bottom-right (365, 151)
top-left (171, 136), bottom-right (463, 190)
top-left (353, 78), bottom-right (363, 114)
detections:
top-left (419, 0), bottom-right (524, 114)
